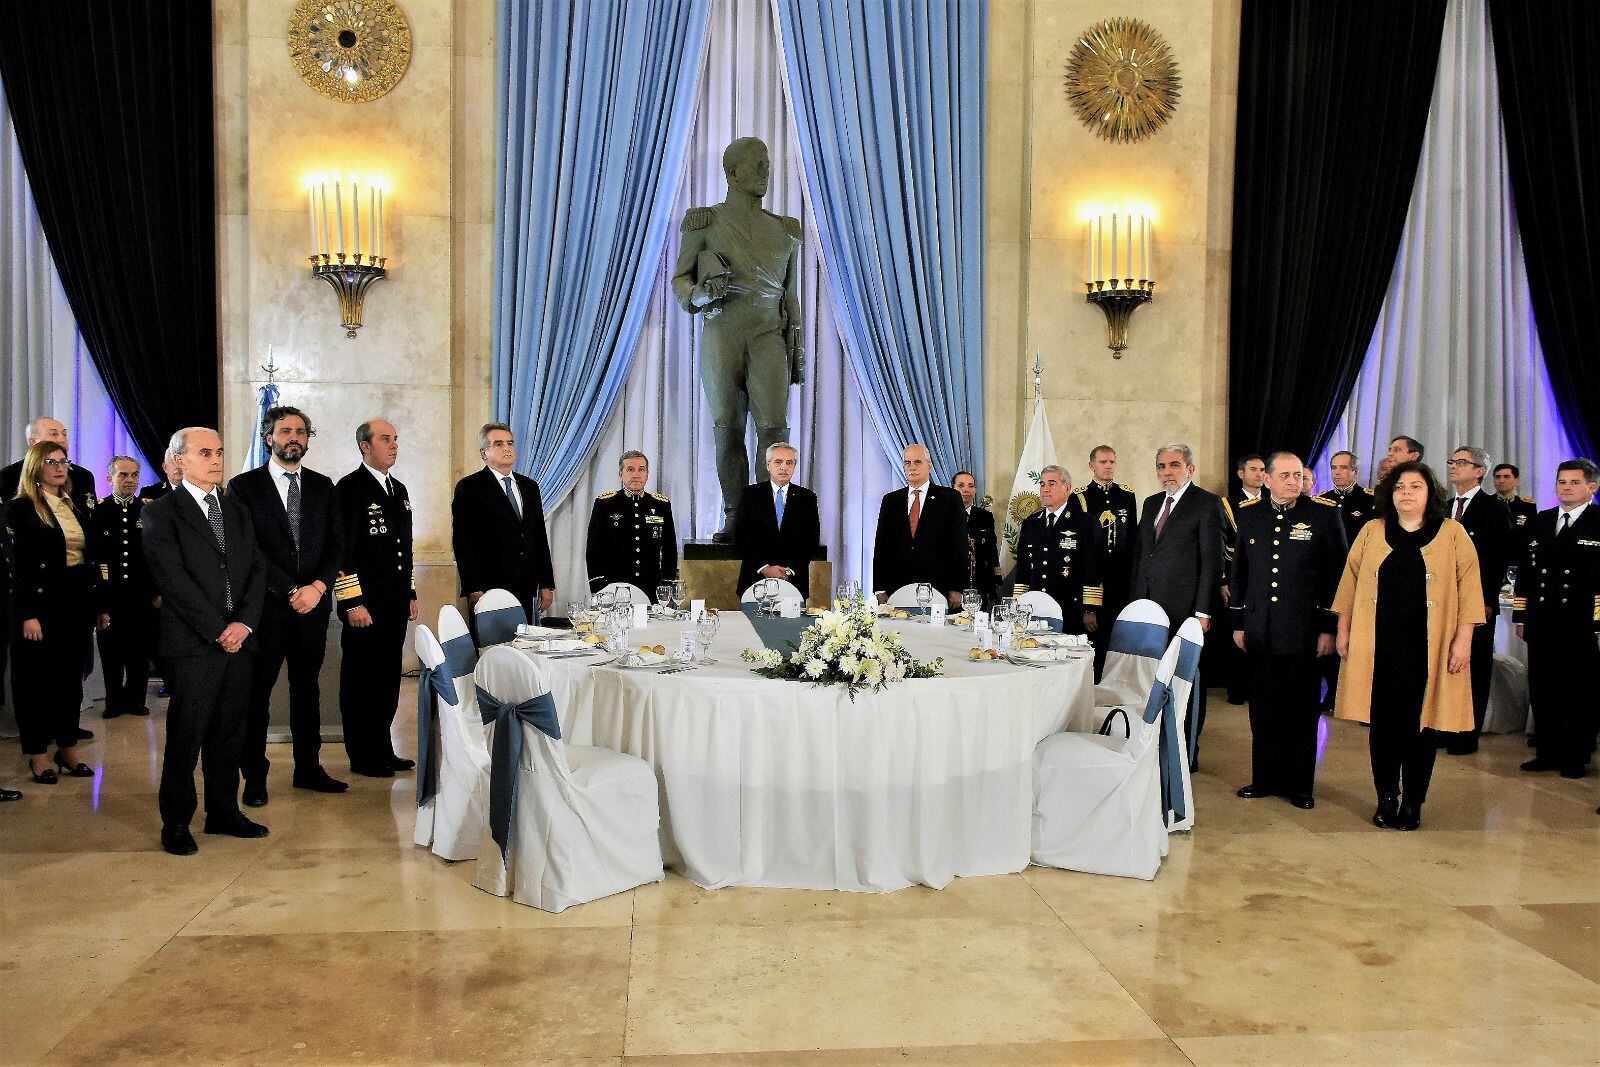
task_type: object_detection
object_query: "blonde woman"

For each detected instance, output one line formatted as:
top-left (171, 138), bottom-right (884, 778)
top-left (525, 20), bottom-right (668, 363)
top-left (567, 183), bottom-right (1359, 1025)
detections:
top-left (6, 441), bottom-right (106, 782)
top-left (1334, 461), bottom-right (1483, 830)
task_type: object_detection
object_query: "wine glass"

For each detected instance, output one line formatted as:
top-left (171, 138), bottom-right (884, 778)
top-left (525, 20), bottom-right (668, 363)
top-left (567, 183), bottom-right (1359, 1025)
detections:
top-left (671, 578), bottom-right (688, 617)
top-left (915, 583), bottom-right (933, 615)
top-left (655, 584), bottom-right (673, 618)
top-left (961, 588), bottom-right (981, 618)
top-left (695, 609), bottom-right (721, 664)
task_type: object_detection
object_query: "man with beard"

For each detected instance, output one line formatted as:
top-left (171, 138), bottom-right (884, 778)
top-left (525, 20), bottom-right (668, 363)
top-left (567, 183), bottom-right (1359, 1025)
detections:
top-left (228, 406), bottom-right (347, 805)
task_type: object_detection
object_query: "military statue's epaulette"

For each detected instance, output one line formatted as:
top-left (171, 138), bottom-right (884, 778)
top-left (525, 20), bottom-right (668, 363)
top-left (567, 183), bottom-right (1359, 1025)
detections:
top-left (765, 210), bottom-right (802, 240)
top-left (651, 491), bottom-right (670, 503)
top-left (1238, 497), bottom-right (1260, 507)
top-left (1310, 495), bottom-right (1337, 506)
top-left (597, 490), bottom-right (618, 500)
top-left (681, 206), bottom-right (715, 232)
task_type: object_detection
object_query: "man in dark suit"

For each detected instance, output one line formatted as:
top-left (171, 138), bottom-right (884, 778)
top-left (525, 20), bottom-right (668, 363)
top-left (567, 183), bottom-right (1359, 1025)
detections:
top-left (141, 448), bottom-right (183, 500)
top-left (228, 406), bottom-right (347, 804)
top-left (586, 451), bottom-right (678, 600)
top-left (734, 442), bottom-right (820, 600)
top-left (1073, 446), bottom-right (1139, 678)
top-left (88, 456), bottom-right (157, 718)
top-left (1129, 444), bottom-right (1228, 766)
top-left (952, 470), bottom-right (1000, 604)
top-left (1387, 434), bottom-right (1424, 466)
top-left (1232, 453), bottom-right (1265, 509)
top-left (1315, 449), bottom-right (1375, 713)
top-left (1515, 459), bottom-right (1600, 779)
top-left (1013, 465), bottom-right (1102, 631)
top-left (1492, 463), bottom-right (1539, 538)
top-left (141, 427), bottom-right (267, 855)
top-left (872, 444), bottom-right (968, 607)
top-left (1444, 446), bottom-right (1517, 754)
top-left (335, 419), bottom-right (418, 778)
top-left (1231, 453), bottom-right (1347, 809)
top-left (0, 416), bottom-right (98, 511)
top-left (452, 422), bottom-right (556, 623)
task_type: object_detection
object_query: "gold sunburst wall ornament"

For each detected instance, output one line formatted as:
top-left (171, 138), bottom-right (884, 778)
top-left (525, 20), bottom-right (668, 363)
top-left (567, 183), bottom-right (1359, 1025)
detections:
top-left (288, 0), bottom-right (412, 103)
top-left (1064, 18), bottom-right (1181, 144)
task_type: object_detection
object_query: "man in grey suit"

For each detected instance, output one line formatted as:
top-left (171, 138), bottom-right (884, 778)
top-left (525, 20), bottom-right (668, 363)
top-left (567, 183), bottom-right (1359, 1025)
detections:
top-left (1129, 443), bottom-right (1229, 767)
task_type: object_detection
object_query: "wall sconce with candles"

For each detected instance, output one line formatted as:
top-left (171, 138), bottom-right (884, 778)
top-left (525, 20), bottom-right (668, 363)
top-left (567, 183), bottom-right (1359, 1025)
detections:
top-left (1084, 205), bottom-right (1154, 357)
top-left (307, 172), bottom-right (388, 338)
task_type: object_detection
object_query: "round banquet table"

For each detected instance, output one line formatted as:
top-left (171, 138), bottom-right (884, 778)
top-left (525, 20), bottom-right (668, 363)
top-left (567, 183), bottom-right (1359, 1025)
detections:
top-left (507, 612), bottom-right (1093, 893)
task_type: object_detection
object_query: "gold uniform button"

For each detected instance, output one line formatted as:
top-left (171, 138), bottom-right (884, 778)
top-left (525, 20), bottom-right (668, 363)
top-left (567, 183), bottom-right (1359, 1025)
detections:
top-left (1270, 596), bottom-right (1278, 602)
top-left (1271, 581), bottom-right (1278, 588)
top-left (1271, 567), bottom-right (1279, 573)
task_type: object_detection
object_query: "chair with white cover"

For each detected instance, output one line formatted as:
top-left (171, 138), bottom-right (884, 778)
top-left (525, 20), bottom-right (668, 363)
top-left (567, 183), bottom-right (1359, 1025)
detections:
top-left (473, 588), bottom-right (525, 646)
top-left (887, 583), bottom-right (936, 607)
top-left (1162, 618), bottom-right (1204, 833)
top-left (1072, 599), bottom-right (1170, 732)
top-left (1015, 589), bottom-right (1064, 622)
top-left (471, 646), bottom-right (664, 912)
top-left (1031, 633), bottom-right (1181, 880)
top-left (595, 582), bottom-right (651, 605)
top-left (411, 624), bottom-right (444, 849)
top-left (416, 605), bottom-right (491, 861)
top-left (740, 578), bottom-right (803, 603)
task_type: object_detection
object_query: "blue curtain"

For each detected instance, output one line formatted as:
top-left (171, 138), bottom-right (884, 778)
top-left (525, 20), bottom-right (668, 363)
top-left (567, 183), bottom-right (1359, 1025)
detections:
top-left (492, 0), bottom-right (712, 508)
top-left (772, 0), bottom-right (986, 484)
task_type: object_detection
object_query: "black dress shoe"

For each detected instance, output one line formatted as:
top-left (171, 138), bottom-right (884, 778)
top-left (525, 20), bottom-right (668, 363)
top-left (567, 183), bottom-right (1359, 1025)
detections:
top-left (75, 728), bottom-right (94, 741)
top-left (1288, 793), bottom-right (1316, 809)
top-left (390, 757), bottom-right (416, 772)
top-left (1236, 784), bottom-right (1270, 799)
top-left (1520, 758), bottom-right (1556, 772)
top-left (158, 684), bottom-right (170, 698)
top-left (203, 813), bottom-right (269, 838)
top-left (1445, 740), bottom-right (1478, 756)
top-left (1395, 801), bottom-right (1421, 831)
top-left (1372, 795), bottom-right (1399, 829)
top-left (53, 753), bottom-right (94, 778)
top-left (349, 762), bottom-right (395, 779)
top-left (127, 706), bottom-right (150, 717)
top-left (102, 706), bottom-right (124, 720)
top-left (293, 767), bottom-right (348, 793)
top-left (1560, 767), bottom-right (1589, 780)
top-left (0, 786), bottom-right (21, 802)
top-left (162, 825), bottom-right (199, 856)
top-left (241, 782), bottom-right (269, 808)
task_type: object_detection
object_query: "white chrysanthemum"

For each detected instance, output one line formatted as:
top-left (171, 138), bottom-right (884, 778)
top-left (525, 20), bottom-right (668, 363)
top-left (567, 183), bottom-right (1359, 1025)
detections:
top-left (803, 657), bottom-right (827, 679)
top-left (838, 654), bottom-right (860, 676)
top-left (885, 660), bottom-right (906, 682)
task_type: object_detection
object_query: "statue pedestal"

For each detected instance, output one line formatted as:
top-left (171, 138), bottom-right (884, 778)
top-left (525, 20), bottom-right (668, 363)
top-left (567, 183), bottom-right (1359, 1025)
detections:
top-left (682, 540), bottom-right (831, 610)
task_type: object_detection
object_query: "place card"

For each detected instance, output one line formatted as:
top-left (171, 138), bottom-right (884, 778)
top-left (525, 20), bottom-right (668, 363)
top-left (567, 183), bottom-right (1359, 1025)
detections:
top-left (632, 604), bottom-right (649, 628)
top-left (680, 631), bottom-right (697, 660)
top-left (690, 598), bottom-right (706, 621)
top-left (779, 596), bottom-right (803, 618)
top-left (928, 604), bottom-right (947, 625)
top-left (973, 610), bottom-right (990, 630)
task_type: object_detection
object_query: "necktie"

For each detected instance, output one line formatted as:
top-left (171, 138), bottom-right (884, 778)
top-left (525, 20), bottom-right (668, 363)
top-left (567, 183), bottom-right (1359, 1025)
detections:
top-left (285, 471), bottom-right (301, 553)
top-left (204, 493), bottom-right (233, 612)
top-left (1454, 496), bottom-right (1466, 521)
top-left (502, 475), bottom-right (522, 519)
top-left (384, 474), bottom-right (394, 498)
top-left (1047, 511), bottom-right (1057, 531)
top-left (909, 487), bottom-right (922, 538)
top-left (1559, 512), bottom-right (1571, 536)
top-left (775, 486), bottom-right (786, 528)
top-left (1155, 494), bottom-right (1175, 539)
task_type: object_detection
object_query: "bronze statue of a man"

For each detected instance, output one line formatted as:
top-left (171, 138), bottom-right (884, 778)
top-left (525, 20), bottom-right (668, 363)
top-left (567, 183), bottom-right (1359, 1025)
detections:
top-left (672, 136), bottom-right (803, 542)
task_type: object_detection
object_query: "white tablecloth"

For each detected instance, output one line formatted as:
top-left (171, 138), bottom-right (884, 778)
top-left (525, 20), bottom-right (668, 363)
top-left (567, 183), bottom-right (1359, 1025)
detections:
top-left (509, 613), bottom-right (1092, 893)
top-left (1485, 601), bottom-right (1532, 735)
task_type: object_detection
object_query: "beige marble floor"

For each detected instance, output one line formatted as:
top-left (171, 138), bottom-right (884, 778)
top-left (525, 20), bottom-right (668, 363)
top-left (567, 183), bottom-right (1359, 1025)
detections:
top-left (2, 685), bottom-right (1598, 1066)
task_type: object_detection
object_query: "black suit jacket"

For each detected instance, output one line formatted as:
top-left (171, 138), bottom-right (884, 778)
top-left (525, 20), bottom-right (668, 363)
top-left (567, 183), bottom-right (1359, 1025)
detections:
top-left (1453, 490), bottom-right (1516, 609)
top-left (1129, 483), bottom-right (1227, 628)
top-left (452, 467), bottom-right (555, 599)
top-left (140, 485), bottom-right (265, 655)
top-left (0, 459), bottom-right (98, 512)
top-left (1514, 505), bottom-right (1600, 635)
top-left (140, 479), bottom-right (177, 500)
top-left (228, 464), bottom-right (345, 611)
top-left (872, 483), bottom-right (968, 597)
top-left (966, 504), bottom-right (1001, 600)
top-left (4, 495), bottom-right (101, 621)
top-left (734, 481), bottom-right (820, 598)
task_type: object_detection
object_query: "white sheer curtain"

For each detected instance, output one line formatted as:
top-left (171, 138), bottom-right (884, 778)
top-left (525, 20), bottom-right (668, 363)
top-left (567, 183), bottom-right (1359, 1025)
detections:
top-left (1320, 0), bottom-right (1578, 504)
top-left (0, 76), bottom-right (135, 487)
top-left (543, 0), bottom-right (898, 600)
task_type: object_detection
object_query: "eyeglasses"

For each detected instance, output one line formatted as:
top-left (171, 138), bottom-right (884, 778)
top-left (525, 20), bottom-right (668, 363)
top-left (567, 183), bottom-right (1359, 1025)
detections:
top-left (41, 458), bottom-right (68, 468)
top-left (1447, 459), bottom-right (1483, 467)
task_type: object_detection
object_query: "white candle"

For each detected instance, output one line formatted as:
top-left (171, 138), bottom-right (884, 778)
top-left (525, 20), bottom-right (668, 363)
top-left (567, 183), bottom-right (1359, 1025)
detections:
top-left (355, 175), bottom-right (364, 259)
top-left (1148, 219), bottom-right (1154, 281)
top-left (1085, 221), bottom-right (1091, 283)
top-left (319, 179), bottom-right (330, 256)
top-left (1111, 208), bottom-right (1118, 285)
top-left (370, 184), bottom-right (377, 261)
top-left (334, 174), bottom-right (345, 255)
top-left (307, 182), bottom-right (317, 255)
top-left (377, 186), bottom-right (384, 260)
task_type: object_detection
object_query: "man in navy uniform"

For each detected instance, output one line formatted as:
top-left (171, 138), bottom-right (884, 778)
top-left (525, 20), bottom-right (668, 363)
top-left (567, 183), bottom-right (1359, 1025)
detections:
top-left (89, 456), bottom-right (156, 718)
top-left (1515, 459), bottom-right (1600, 779)
top-left (953, 470), bottom-right (1000, 605)
top-left (1073, 446), bottom-right (1138, 675)
top-left (1444, 446), bottom-right (1517, 754)
top-left (585, 450), bottom-right (678, 601)
top-left (141, 448), bottom-right (183, 501)
top-left (1319, 450), bottom-right (1375, 544)
top-left (1492, 463), bottom-right (1539, 537)
top-left (1013, 465), bottom-right (1103, 632)
top-left (335, 419), bottom-right (417, 778)
top-left (1231, 452), bottom-right (1347, 809)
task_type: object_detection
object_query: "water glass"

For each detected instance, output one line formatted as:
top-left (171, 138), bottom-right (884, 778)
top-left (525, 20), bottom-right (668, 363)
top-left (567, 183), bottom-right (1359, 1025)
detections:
top-left (656, 584), bottom-right (673, 617)
top-left (915, 583), bottom-right (934, 614)
top-left (961, 589), bottom-right (981, 617)
top-left (695, 610), bottom-right (721, 664)
top-left (671, 578), bottom-right (687, 615)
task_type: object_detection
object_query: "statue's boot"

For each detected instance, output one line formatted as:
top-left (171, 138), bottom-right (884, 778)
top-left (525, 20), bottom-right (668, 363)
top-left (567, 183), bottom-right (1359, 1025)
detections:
top-left (711, 425), bottom-right (748, 543)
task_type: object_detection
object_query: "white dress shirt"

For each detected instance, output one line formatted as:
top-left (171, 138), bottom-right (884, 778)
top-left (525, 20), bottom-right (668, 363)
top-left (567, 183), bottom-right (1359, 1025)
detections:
top-left (487, 464), bottom-right (523, 513)
top-left (267, 457), bottom-right (304, 512)
top-left (1557, 500), bottom-right (1590, 530)
top-left (364, 462), bottom-right (395, 493)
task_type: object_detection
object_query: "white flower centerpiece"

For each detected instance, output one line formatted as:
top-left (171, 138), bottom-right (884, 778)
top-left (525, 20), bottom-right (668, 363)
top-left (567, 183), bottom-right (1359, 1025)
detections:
top-left (741, 594), bottom-right (944, 697)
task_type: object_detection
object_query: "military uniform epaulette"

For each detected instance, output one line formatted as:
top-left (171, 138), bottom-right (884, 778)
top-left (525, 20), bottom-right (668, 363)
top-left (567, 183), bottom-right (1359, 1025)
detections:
top-left (764, 210), bottom-right (802, 240)
top-left (598, 490), bottom-right (618, 500)
top-left (681, 206), bottom-right (715, 231)
top-left (1309, 495), bottom-right (1337, 506)
top-left (651, 491), bottom-right (670, 502)
top-left (1238, 497), bottom-right (1261, 508)
top-left (1119, 484), bottom-right (1133, 492)
top-left (1520, 496), bottom-right (1535, 504)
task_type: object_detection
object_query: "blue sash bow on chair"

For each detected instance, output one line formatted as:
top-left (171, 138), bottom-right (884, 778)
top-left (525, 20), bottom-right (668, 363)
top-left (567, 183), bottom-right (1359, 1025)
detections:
top-left (414, 664), bottom-right (457, 807)
top-left (476, 605), bottom-right (525, 647)
top-left (477, 684), bottom-right (561, 867)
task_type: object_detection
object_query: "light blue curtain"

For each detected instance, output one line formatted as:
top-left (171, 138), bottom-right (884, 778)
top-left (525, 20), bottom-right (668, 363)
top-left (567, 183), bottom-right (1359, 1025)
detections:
top-left (772, 0), bottom-right (987, 483)
top-left (492, 0), bottom-right (713, 508)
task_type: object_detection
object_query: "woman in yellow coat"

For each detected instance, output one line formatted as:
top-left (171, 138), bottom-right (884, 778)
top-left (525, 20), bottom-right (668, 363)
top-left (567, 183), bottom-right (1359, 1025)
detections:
top-left (1334, 461), bottom-right (1483, 830)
